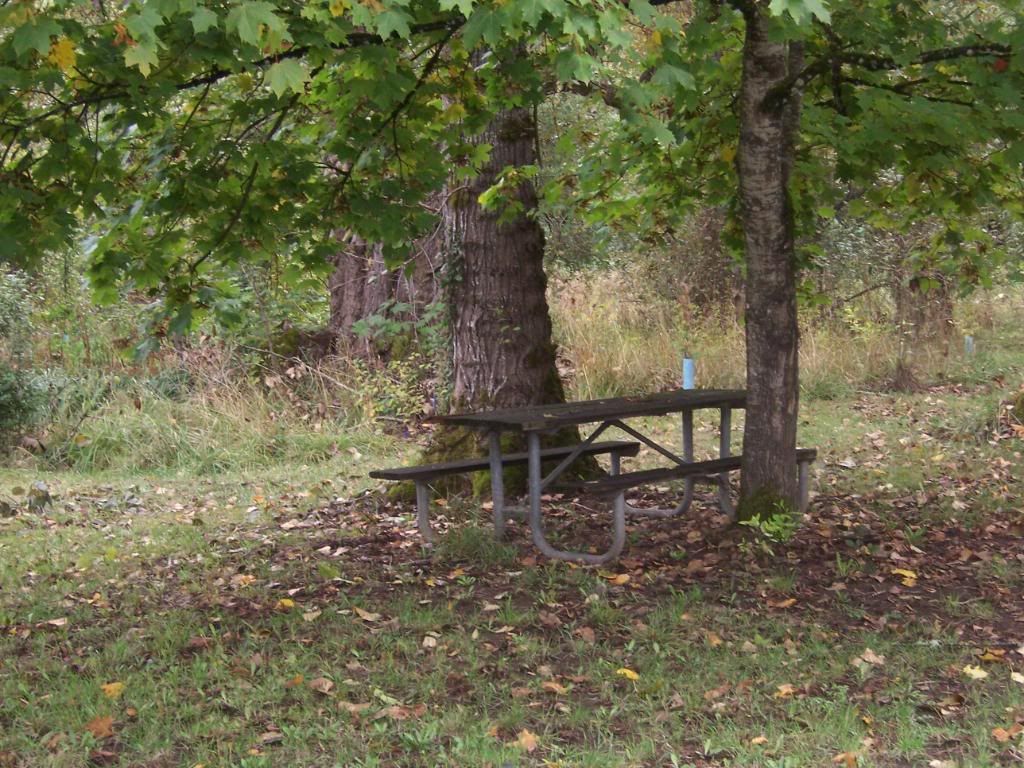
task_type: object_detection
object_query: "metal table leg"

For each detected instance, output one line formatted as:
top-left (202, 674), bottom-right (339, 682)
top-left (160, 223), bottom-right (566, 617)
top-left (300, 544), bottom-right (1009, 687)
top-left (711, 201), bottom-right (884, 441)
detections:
top-left (621, 408), bottom-right (694, 519)
top-left (488, 430), bottom-right (507, 539)
top-left (527, 431), bottom-right (625, 564)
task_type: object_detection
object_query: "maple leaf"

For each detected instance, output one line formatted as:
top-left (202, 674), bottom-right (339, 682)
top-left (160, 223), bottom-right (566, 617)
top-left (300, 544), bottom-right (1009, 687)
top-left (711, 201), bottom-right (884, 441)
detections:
top-left (47, 37), bottom-right (76, 73)
top-left (615, 667), bottom-right (639, 681)
top-left (353, 607), bottom-right (381, 622)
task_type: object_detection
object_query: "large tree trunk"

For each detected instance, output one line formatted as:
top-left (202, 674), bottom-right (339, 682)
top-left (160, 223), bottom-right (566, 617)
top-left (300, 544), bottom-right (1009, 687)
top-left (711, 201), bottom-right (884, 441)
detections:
top-left (419, 93), bottom-right (587, 497)
top-left (736, 9), bottom-right (803, 515)
top-left (445, 106), bottom-right (565, 412)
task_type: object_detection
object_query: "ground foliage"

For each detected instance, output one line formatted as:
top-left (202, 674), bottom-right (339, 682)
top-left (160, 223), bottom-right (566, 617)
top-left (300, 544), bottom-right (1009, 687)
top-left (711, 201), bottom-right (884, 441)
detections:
top-left (1, 384), bottom-right (1023, 766)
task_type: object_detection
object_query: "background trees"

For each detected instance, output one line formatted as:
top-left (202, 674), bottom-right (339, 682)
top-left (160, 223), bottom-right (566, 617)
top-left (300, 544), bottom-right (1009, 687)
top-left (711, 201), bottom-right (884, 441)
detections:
top-left (2, 0), bottom-right (1022, 509)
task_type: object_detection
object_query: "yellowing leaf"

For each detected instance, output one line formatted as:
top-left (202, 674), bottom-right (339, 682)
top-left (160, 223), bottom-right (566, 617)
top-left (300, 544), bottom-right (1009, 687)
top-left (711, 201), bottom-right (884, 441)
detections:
top-left (328, 0), bottom-right (349, 16)
top-left (48, 36), bottom-right (77, 73)
top-left (275, 598), bottom-right (295, 610)
top-left (962, 665), bottom-right (988, 680)
top-left (774, 683), bottom-right (796, 698)
top-left (768, 597), bottom-right (797, 609)
top-left (615, 667), bottom-right (639, 681)
top-left (705, 631), bottom-right (723, 647)
top-left (515, 728), bottom-right (538, 752)
top-left (891, 568), bottom-right (918, 587)
top-left (720, 145), bottom-right (737, 164)
top-left (354, 607), bottom-right (381, 622)
top-left (604, 573), bottom-right (630, 585)
top-left (101, 681), bottom-right (125, 699)
top-left (833, 751), bottom-right (859, 767)
top-left (750, 735), bottom-right (768, 745)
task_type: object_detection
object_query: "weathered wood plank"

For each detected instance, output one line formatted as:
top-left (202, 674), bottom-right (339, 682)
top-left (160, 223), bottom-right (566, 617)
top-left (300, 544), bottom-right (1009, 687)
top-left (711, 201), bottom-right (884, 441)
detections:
top-left (369, 440), bottom-right (641, 482)
top-left (432, 389), bottom-right (747, 432)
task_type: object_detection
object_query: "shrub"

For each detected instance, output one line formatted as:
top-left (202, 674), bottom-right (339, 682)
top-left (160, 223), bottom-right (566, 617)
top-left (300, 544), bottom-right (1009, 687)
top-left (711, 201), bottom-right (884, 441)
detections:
top-left (0, 370), bottom-right (42, 443)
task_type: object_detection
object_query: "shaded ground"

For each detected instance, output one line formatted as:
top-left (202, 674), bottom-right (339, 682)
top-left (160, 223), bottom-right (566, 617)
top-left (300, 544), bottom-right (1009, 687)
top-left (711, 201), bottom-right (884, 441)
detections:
top-left (1, 387), bottom-right (1023, 767)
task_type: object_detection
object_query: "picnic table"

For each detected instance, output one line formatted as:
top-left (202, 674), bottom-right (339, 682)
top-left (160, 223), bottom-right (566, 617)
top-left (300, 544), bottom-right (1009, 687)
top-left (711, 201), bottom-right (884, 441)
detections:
top-left (373, 389), bottom-right (815, 565)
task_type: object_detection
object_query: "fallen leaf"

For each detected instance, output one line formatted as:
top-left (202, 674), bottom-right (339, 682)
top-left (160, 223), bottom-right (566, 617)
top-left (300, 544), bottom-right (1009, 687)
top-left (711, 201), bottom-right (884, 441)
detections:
top-left (576, 626), bottom-right (596, 644)
top-left (1011, 671), bottom-right (1024, 685)
top-left (538, 611), bottom-right (562, 627)
top-left (833, 751), bottom-right (858, 767)
top-left (704, 683), bottom-right (730, 701)
top-left (302, 610), bottom-right (321, 623)
top-left (963, 665), bottom-right (989, 680)
top-left (275, 598), bottom-right (295, 610)
top-left (605, 573), bottom-right (630, 585)
top-left (422, 635), bottom-right (437, 649)
top-left (258, 731), bottom-right (283, 745)
top-left (891, 568), bottom-right (918, 587)
top-left (354, 607), bottom-right (381, 622)
top-left (339, 701), bottom-right (372, 715)
top-left (705, 631), bottom-right (723, 647)
top-left (515, 729), bottom-right (538, 752)
top-left (308, 677), bottom-right (334, 695)
top-left (84, 716), bottom-right (114, 739)
top-left (46, 617), bottom-right (68, 628)
top-left (992, 727), bottom-right (1011, 743)
top-left (285, 674), bottom-right (304, 688)
top-left (978, 648), bottom-right (1005, 663)
top-left (750, 735), bottom-right (768, 745)
top-left (542, 680), bottom-right (569, 695)
top-left (616, 667), bottom-right (639, 681)
top-left (375, 704), bottom-right (426, 720)
top-left (100, 682), bottom-right (125, 700)
top-left (768, 597), bottom-right (797, 609)
top-left (774, 683), bottom-right (796, 698)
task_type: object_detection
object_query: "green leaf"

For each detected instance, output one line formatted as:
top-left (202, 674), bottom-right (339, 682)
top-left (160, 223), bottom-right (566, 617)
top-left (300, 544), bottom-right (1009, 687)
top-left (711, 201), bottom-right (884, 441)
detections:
top-left (124, 42), bottom-right (160, 76)
top-left (226, 1), bottom-right (285, 47)
top-left (768, 0), bottom-right (830, 24)
top-left (375, 8), bottom-right (412, 39)
top-left (439, 0), bottom-right (474, 15)
top-left (12, 18), bottom-right (61, 56)
top-left (191, 7), bottom-right (219, 33)
top-left (124, 3), bottom-right (164, 43)
top-left (462, 6), bottom-right (506, 48)
top-left (267, 59), bottom-right (309, 96)
top-left (651, 63), bottom-right (695, 90)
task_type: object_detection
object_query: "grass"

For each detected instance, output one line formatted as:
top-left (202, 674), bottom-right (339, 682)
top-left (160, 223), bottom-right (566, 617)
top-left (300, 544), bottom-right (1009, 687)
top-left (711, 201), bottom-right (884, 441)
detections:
top-left (2, 288), bottom-right (1024, 766)
top-left (3, 365), bottom-right (1024, 765)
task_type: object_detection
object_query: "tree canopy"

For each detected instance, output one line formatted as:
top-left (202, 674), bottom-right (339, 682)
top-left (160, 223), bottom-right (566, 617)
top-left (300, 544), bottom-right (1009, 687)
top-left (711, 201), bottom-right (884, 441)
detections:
top-left (3, 1), bottom-right (1021, 322)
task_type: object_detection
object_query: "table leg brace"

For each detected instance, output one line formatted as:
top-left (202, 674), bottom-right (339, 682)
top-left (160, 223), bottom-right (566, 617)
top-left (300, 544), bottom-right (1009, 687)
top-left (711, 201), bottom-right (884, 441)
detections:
top-left (527, 431), bottom-right (625, 565)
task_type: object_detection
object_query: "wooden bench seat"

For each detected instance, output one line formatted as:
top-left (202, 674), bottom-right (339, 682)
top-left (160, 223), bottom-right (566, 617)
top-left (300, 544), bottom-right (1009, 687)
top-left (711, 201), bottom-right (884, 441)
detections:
top-left (556, 448), bottom-right (817, 497)
top-left (370, 440), bottom-right (641, 542)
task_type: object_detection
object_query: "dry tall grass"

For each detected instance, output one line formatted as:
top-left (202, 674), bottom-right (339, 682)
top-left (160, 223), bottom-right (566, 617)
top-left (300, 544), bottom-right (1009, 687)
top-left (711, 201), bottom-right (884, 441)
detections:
top-left (548, 268), bottom-right (1012, 400)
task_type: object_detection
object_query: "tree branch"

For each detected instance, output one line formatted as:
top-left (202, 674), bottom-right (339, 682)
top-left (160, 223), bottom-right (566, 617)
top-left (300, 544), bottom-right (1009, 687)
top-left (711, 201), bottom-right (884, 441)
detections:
top-left (765, 40), bottom-right (1012, 107)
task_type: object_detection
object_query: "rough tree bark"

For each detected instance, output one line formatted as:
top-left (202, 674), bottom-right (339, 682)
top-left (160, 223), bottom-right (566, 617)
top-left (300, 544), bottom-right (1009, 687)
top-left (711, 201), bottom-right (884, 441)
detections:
top-left (419, 93), bottom-right (587, 495)
top-left (327, 229), bottom-right (440, 358)
top-left (735, 7), bottom-right (803, 516)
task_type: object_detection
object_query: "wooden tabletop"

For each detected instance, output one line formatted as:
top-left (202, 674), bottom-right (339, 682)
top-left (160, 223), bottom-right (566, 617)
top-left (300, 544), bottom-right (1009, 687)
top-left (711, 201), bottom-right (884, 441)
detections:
top-left (433, 389), bottom-right (746, 432)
